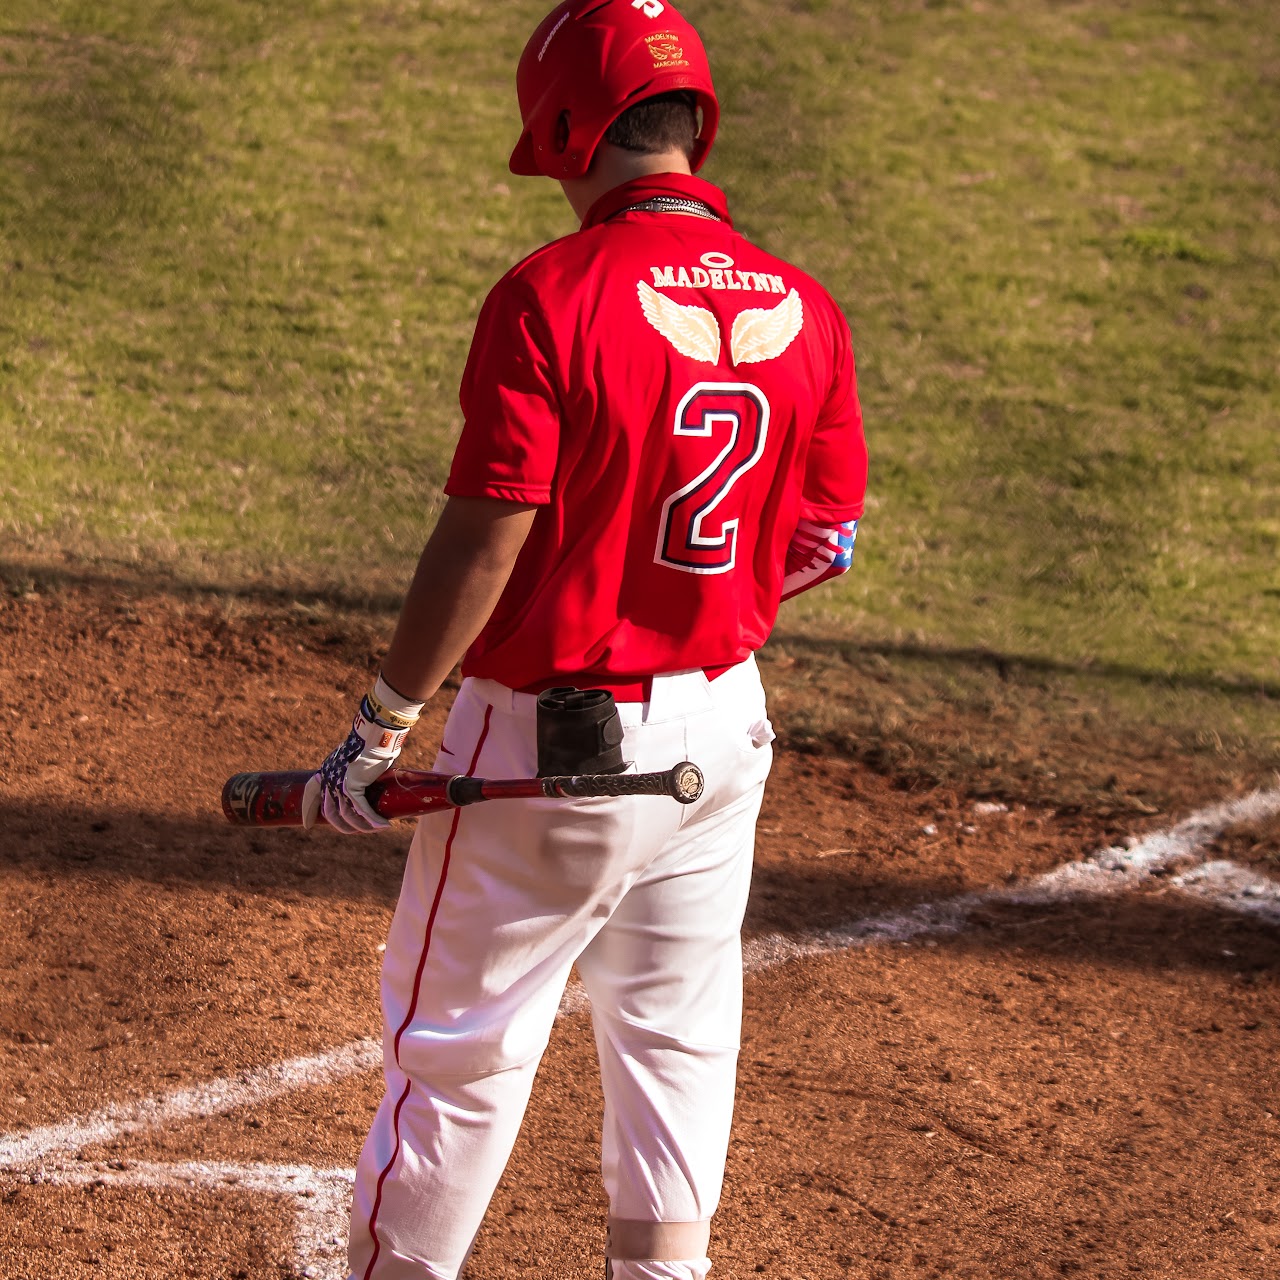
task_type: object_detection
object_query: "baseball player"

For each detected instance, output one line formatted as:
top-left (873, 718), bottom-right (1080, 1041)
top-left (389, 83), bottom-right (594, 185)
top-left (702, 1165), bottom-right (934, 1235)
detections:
top-left (301, 2), bottom-right (868, 1277)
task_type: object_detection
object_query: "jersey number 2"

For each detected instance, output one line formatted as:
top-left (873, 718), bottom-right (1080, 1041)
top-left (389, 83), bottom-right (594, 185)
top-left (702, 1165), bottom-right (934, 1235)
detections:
top-left (656, 382), bottom-right (771, 575)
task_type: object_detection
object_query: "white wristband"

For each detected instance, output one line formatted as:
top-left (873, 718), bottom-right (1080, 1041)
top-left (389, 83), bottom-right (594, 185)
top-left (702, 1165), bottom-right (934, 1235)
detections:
top-left (369, 673), bottom-right (426, 728)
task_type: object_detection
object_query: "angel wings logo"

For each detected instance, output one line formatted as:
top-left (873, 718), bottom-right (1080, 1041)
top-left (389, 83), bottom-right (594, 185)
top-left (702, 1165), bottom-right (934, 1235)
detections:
top-left (637, 279), bottom-right (805, 367)
top-left (637, 282), bottom-right (722, 363)
top-left (729, 292), bottom-right (805, 365)
top-left (645, 33), bottom-right (688, 67)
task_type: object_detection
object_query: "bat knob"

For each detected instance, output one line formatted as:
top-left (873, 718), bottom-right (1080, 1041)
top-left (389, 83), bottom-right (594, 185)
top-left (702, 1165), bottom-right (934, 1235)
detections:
top-left (670, 762), bottom-right (705, 804)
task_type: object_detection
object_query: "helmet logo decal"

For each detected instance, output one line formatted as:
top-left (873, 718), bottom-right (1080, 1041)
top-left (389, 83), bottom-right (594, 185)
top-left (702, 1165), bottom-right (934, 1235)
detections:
top-left (646, 32), bottom-right (689, 68)
top-left (538, 10), bottom-right (571, 62)
top-left (638, 281), bottom-right (806, 367)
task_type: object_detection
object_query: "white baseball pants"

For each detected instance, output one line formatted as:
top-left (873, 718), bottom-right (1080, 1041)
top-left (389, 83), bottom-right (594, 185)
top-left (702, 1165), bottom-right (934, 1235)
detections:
top-left (346, 658), bottom-right (775, 1280)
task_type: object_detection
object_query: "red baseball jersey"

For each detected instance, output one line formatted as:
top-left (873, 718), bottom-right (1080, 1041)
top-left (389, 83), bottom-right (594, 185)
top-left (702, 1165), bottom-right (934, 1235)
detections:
top-left (445, 172), bottom-right (868, 691)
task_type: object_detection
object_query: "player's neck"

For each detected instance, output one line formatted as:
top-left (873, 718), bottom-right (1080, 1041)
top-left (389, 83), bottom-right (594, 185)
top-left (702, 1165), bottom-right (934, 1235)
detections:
top-left (559, 144), bottom-right (694, 224)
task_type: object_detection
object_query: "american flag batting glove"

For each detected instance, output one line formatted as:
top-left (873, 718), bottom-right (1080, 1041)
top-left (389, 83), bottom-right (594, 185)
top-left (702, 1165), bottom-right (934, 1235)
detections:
top-left (301, 676), bottom-right (425, 834)
top-left (780, 517), bottom-right (858, 601)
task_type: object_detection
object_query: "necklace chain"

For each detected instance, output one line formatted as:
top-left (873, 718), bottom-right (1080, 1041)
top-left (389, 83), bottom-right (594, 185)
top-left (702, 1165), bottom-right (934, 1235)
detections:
top-left (614, 195), bottom-right (721, 221)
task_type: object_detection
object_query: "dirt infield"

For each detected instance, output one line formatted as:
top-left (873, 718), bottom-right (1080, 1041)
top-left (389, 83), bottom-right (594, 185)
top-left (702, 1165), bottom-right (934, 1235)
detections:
top-left (1, 588), bottom-right (1277, 1278)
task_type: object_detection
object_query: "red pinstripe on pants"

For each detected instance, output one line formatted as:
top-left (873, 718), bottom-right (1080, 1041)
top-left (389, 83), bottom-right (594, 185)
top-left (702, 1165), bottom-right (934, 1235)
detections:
top-left (361, 704), bottom-right (494, 1280)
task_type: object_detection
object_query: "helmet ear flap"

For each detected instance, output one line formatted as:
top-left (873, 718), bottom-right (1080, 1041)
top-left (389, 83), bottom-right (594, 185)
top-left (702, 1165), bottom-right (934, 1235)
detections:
top-left (554, 110), bottom-right (571, 155)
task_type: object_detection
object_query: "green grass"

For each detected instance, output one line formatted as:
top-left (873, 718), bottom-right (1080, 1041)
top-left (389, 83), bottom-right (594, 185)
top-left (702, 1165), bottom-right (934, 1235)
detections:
top-left (1, 0), bottom-right (1277, 706)
top-left (0, 1), bottom-right (568, 585)
top-left (731, 0), bottom-right (1280, 686)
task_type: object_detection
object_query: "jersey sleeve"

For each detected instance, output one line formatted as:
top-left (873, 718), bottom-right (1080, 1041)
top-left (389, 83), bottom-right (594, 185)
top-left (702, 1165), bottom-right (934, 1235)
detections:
top-left (798, 311), bottom-right (868, 524)
top-left (445, 275), bottom-right (561, 505)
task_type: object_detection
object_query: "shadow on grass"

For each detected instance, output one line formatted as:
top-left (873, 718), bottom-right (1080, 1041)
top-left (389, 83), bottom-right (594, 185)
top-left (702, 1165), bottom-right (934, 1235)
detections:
top-left (0, 28), bottom-right (202, 264)
top-left (771, 628), bottom-right (1280, 702)
top-left (0, 556), bottom-right (408, 617)
top-left (4, 556), bottom-right (1277, 703)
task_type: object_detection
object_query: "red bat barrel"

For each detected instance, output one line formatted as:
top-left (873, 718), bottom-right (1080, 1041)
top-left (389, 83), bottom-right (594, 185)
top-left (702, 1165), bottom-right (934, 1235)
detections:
top-left (220, 769), bottom-right (459, 827)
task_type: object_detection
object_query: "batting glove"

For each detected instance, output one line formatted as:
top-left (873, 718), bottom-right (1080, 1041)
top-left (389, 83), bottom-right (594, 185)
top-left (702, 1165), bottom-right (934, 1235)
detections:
top-left (301, 675), bottom-right (425, 834)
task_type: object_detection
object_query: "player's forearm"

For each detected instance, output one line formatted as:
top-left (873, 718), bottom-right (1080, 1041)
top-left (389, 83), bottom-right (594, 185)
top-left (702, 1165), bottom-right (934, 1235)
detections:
top-left (379, 496), bottom-right (537, 703)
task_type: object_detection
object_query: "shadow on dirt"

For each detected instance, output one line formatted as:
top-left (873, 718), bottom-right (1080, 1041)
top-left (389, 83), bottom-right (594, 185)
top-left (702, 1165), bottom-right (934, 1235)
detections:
top-left (0, 799), bottom-right (411, 906)
top-left (934, 889), bottom-right (1280, 978)
top-left (2, 799), bottom-right (1276, 977)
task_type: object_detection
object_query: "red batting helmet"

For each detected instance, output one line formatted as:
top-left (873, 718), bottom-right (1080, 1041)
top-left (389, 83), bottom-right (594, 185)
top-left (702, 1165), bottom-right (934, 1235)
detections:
top-left (509, 0), bottom-right (720, 179)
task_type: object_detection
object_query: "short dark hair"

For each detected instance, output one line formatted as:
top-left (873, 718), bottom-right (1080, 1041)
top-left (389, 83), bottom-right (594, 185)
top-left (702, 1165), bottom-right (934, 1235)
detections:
top-left (604, 91), bottom-right (699, 159)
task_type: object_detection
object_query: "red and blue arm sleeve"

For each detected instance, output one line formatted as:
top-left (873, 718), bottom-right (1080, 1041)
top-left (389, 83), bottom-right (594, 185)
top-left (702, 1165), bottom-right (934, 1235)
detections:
top-left (780, 517), bottom-right (859, 601)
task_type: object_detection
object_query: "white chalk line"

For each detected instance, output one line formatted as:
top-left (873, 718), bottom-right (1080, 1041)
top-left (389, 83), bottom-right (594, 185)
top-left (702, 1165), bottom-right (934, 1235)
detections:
top-left (745, 782), bottom-right (1280, 963)
top-left (23, 1159), bottom-right (354, 1278)
top-left (0, 1036), bottom-right (382, 1171)
top-left (2, 784), bottom-right (1278, 1280)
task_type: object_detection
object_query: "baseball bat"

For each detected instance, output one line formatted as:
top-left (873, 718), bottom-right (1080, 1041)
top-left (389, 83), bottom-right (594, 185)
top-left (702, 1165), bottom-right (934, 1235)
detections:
top-left (221, 761), bottom-right (706, 828)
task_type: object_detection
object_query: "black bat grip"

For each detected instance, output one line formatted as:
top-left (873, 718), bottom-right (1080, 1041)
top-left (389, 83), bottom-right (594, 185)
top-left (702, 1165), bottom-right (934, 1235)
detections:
top-left (547, 762), bottom-right (705, 803)
top-left (443, 763), bottom-right (706, 806)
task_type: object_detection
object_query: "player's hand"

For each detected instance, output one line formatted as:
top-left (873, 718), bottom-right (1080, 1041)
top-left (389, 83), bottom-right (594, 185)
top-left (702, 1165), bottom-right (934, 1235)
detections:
top-left (301, 714), bottom-right (401, 834)
top-left (302, 677), bottom-right (425, 834)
